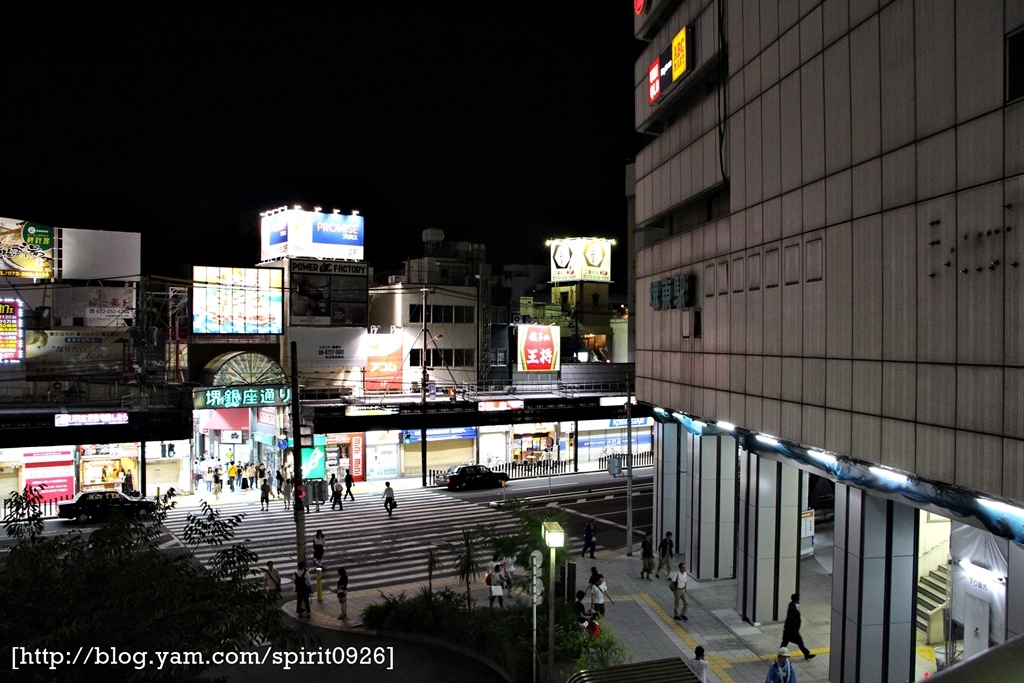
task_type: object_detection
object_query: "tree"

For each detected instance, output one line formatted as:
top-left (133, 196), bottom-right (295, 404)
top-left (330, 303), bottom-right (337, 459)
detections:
top-left (451, 528), bottom-right (483, 609)
top-left (0, 487), bottom-right (304, 682)
top-left (425, 543), bottom-right (443, 598)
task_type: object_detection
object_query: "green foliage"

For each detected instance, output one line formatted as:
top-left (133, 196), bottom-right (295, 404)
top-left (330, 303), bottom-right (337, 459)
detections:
top-left (361, 588), bottom-right (535, 682)
top-left (0, 488), bottom-right (304, 682)
top-left (2, 485), bottom-right (46, 542)
top-left (573, 621), bottom-right (632, 671)
top-left (451, 527), bottom-right (483, 609)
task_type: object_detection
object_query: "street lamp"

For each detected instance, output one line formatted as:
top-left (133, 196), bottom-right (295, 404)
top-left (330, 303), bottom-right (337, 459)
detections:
top-left (543, 520), bottom-right (564, 682)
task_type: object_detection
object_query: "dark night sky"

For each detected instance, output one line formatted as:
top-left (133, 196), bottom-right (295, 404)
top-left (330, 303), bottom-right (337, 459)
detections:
top-left (1, 4), bottom-right (641, 286)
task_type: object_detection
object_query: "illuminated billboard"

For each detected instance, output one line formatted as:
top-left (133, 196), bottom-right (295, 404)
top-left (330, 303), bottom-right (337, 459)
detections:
top-left (260, 209), bottom-right (365, 261)
top-left (549, 238), bottom-right (612, 283)
top-left (648, 25), bottom-right (691, 105)
top-left (25, 328), bottom-right (129, 378)
top-left (364, 334), bottom-right (403, 391)
top-left (289, 259), bottom-right (368, 327)
top-left (192, 266), bottom-right (284, 334)
top-left (0, 299), bottom-right (23, 363)
top-left (517, 324), bottom-right (560, 372)
top-left (0, 217), bottom-right (54, 278)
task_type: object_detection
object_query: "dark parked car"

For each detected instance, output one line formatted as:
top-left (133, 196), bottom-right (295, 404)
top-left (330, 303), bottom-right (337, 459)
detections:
top-left (58, 490), bottom-right (156, 523)
top-left (436, 464), bottom-right (510, 491)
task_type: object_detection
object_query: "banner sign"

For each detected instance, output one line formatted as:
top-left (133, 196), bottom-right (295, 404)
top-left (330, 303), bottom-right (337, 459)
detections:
top-left (364, 334), bottom-right (403, 391)
top-left (23, 449), bottom-right (75, 504)
top-left (25, 328), bottom-right (129, 379)
top-left (550, 238), bottom-right (612, 283)
top-left (289, 259), bottom-right (368, 327)
top-left (517, 324), bottom-right (560, 372)
top-left (55, 412), bottom-right (129, 427)
top-left (54, 286), bottom-right (135, 325)
top-left (192, 266), bottom-right (283, 334)
top-left (0, 217), bottom-right (54, 278)
top-left (648, 25), bottom-right (691, 105)
top-left (401, 427), bottom-right (478, 443)
top-left (261, 209), bottom-right (365, 262)
top-left (193, 384), bottom-right (292, 409)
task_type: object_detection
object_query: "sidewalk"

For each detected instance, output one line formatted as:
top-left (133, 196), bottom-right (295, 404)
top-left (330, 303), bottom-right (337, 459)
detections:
top-left (276, 543), bottom-right (834, 683)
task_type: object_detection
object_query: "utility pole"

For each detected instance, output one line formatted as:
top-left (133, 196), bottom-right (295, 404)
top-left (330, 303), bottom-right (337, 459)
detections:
top-left (625, 376), bottom-right (634, 556)
top-left (420, 287), bottom-right (431, 487)
top-left (291, 341), bottom-right (306, 564)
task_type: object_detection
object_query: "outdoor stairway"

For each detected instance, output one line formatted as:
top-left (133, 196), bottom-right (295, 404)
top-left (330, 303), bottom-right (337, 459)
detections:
top-left (917, 562), bottom-right (949, 644)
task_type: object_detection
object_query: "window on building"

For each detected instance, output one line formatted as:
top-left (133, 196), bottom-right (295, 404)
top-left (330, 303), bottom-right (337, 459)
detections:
top-left (1009, 28), bottom-right (1024, 102)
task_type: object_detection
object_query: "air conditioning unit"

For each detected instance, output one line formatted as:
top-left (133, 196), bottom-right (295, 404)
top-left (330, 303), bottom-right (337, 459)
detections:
top-left (388, 275), bottom-right (406, 285)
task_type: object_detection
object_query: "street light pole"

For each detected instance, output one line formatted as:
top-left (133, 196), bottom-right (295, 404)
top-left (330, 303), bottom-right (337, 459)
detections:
top-left (543, 521), bottom-right (564, 683)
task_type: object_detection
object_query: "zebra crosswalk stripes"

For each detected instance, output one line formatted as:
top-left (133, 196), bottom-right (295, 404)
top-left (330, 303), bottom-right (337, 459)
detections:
top-left (162, 488), bottom-right (526, 592)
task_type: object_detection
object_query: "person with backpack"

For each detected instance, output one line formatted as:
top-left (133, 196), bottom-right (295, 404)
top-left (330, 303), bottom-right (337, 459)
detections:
top-left (294, 561), bottom-right (311, 617)
top-left (486, 563), bottom-right (509, 607)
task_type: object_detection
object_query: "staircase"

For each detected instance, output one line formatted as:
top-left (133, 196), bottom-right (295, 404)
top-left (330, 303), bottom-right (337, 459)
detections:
top-left (917, 563), bottom-right (949, 644)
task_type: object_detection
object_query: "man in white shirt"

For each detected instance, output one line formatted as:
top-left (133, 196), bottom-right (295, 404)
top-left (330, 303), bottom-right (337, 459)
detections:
top-left (669, 561), bottom-right (689, 620)
top-left (382, 482), bottom-right (395, 517)
top-left (590, 574), bottom-right (614, 616)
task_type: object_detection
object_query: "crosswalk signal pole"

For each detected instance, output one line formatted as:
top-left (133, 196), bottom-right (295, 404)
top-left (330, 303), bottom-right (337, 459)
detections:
top-left (291, 342), bottom-right (307, 565)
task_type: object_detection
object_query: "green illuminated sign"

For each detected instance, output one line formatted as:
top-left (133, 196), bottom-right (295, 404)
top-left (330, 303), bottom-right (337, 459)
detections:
top-left (193, 384), bottom-right (292, 409)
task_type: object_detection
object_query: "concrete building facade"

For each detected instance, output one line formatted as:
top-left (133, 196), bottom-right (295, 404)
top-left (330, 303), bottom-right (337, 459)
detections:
top-left (633, 1), bottom-right (1024, 679)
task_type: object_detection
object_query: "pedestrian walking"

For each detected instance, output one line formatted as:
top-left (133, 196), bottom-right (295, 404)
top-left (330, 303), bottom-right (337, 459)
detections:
top-left (213, 467), bottom-right (223, 500)
top-left (781, 593), bottom-right (815, 659)
top-left (589, 574), bottom-right (614, 616)
top-left (669, 561), bottom-right (689, 620)
top-left (204, 467), bottom-right (213, 493)
top-left (582, 518), bottom-right (597, 559)
top-left (486, 563), bottom-right (509, 608)
top-left (282, 478), bottom-right (293, 510)
top-left (263, 560), bottom-right (282, 597)
top-left (294, 561), bottom-right (312, 617)
top-left (382, 481), bottom-right (395, 517)
top-left (248, 463), bottom-right (257, 490)
top-left (276, 468), bottom-right (285, 495)
top-left (689, 646), bottom-right (709, 683)
top-left (312, 530), bottom-right (326, 567)
top-left (765, 647), bottom-right (798, 683)
top-left (335, 567), bottom-right (349, 620)
top-left (640, 530), bottom-right (655, 580)
top-left (260, 479), bottom-right (271, 511)
top-left (587, 566), bottom-right (600, 591)
top-left (330, 474), bottom-right (344, 511)
top-left (227, 463), bottom-right (237, 492)
top-left (343, 468), bottom-right (355, 501)
top-left (655, 531), bottom-right (674, 578)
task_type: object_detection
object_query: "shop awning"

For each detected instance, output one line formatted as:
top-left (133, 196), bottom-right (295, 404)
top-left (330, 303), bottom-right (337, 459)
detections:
top-left (201, 408), bottom-right (250, 431)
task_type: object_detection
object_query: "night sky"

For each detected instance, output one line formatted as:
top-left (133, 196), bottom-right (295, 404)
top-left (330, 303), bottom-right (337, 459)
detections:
top-left (2, 4), bottom-right (641, 286)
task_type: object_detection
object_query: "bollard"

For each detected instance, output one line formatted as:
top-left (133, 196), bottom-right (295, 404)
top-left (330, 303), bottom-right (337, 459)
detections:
top-left (316, 567), bottom-right (323, 602)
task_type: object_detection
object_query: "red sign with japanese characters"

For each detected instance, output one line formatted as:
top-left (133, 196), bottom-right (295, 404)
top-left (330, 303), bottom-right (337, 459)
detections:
top-left (517, 324), bottom-right (560, 372)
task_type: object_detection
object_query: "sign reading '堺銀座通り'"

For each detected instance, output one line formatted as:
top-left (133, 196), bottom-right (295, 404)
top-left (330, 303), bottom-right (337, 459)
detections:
top-left (193, 385), bottom-right (292, 409)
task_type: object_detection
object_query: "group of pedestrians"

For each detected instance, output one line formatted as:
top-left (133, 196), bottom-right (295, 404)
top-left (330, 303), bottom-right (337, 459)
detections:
top-left (328, 470), bottom-right (357, 510)
top-left (262, 535), bottom-right (351, 622)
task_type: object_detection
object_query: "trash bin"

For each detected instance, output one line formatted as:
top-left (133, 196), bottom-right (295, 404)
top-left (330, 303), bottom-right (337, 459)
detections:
top-left (934, 645), bottom-right (947, 671)
top-left (608, 455), bottom-right (622, 477)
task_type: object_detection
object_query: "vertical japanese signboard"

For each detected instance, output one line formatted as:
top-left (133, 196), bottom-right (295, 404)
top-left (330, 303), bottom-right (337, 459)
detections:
top-left (0, 299), bottom-right (23, 363)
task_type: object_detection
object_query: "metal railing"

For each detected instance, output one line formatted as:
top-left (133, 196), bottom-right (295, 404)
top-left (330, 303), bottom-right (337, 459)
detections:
top-left (2, 494), bottom-right (72, 520)
top-left (427, 451), bottom-right (653, 486)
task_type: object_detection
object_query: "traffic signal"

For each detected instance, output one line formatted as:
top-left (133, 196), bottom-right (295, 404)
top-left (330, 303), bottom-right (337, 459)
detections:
top-left (299, 423), bottom-right (314, 449)
top-left (402, 432), bottom-right (412, 445)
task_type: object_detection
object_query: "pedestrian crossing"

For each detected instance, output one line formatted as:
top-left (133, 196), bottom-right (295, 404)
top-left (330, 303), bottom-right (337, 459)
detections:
top-left (162, 488), bottom-right (528, 592)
